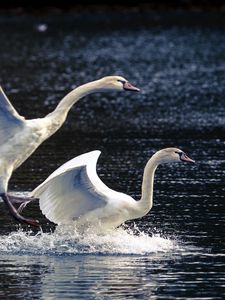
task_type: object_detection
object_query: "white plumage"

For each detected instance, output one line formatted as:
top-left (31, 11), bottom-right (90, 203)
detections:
top-left (32, 148), bottom-right (195, 230)
top-left (0, 76), bottom-right (139, 226)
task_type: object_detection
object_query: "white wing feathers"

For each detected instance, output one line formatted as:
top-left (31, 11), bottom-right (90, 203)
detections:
top-left (0, 86), bottom-right (25, 144)
top-left (0, 86), bottom-right (24, 119)
top-left (32, 151), bottom-right (109, 224)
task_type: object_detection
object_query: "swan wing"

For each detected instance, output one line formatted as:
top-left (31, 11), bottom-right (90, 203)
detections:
top-left (32, 151), bottom-right (110, 224)
top-left (0, 86), bottom-right (25, 144)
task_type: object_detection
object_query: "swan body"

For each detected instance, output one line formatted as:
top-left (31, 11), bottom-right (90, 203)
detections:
top-left (32, 148), bottom-right (195, 230)
top-left (0, 76), bottom-right (139, 226)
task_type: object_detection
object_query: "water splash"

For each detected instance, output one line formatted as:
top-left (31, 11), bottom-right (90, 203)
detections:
top-left (0, 225), bottom-right (177, 256)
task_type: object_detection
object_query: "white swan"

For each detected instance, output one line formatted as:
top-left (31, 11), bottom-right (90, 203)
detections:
top-left (0, 76), bottom-right (140, 226)
top-left (32, 148), bottom-right (195, 230)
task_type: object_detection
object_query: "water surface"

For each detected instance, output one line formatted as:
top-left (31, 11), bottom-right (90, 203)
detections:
top-left (0, 11), bottom-right (224, 299)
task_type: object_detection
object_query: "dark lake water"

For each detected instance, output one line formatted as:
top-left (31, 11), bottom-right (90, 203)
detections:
top-left (0, 11), bottom-right (225, 299)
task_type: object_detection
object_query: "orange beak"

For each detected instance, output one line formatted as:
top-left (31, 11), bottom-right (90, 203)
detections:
top-left (123, 81), bottom-right (140, 92)
top-left (180, 153), bottom-right (195, 164)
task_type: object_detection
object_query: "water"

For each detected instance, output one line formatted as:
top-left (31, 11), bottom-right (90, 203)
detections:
top-left (0, 11), bottom-right (225, 299)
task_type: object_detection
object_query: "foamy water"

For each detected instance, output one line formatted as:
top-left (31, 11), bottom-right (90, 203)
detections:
top-left (0, 224), bottom-right (177, 256)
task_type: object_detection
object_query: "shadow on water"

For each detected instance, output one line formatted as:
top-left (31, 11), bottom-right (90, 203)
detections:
top-left (0, 11), bottom-right (224, 300)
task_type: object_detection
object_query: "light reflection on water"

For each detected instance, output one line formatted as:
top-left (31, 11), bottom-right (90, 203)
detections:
top-left (0, 11), bottom-right (225, 300)
top-left (0, 244), bottom-right (223, 300)
top-left (0, 226), bottom-right (203, 300)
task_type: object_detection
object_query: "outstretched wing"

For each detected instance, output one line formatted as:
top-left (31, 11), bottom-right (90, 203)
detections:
top-left (0, 86), bottom-right (25, 144)
top-left (32, 151), bottom-right (109, 225)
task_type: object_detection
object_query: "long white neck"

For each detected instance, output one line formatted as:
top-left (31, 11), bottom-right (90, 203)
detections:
top-left (46, 79), bottom-right (107, 125)
top-left (136, 155), bottom-right (159, 218)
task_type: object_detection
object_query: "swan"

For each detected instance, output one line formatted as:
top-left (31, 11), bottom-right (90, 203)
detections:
top-left (31, 148), bottom-right (195, 230)
top-left (0, 76), bottom-right (140, 226)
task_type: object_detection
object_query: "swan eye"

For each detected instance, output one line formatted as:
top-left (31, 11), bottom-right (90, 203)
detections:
top-left (175, 151), bottom-right (182, 157)
top-left (117, 79), bottom-right (126, 84)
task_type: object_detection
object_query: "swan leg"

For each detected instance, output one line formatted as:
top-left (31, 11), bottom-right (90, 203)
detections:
top-left (8, 194), bottom-right (39, 205)
top-left (17, 202), bottom-right (29, 214)
top-left (0, 193), bottom-right (40, 227)
top-left (8, 195), bottom-right (39, 213)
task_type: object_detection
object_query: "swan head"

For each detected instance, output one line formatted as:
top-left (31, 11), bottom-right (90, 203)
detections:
top-left (153, 148), bottom-right (195, 164)
top-left (98, 76), bottom-right (140, 92)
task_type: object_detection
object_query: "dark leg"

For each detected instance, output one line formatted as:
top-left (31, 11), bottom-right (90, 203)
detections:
top-left (0, 193), bottom-right (40, 227)
top-left (8, 194), bottom-right (39, 213)
top-left (8, 194), bottom-right (39, 205)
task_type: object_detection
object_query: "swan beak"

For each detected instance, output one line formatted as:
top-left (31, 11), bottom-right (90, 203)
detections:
top-left (123, 82), bottom-right (140, 92)
top-left (180, 153), bottom-right (195, 164)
